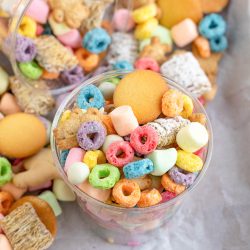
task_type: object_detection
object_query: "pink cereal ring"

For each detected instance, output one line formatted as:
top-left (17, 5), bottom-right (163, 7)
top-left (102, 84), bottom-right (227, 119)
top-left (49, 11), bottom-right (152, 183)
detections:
top-left (135, 57), bottom-right (160, 72)
top-left (130, 125), bottom-right (158, 155)
top-left (106, 141), bottom-right (134, 167)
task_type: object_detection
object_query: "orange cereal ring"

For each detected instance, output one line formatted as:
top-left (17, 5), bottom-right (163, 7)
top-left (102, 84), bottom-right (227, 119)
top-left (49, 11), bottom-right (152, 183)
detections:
top-left (192, 36), bottom-right (211, 59)
top-left (0, 191), bottom-right (14, 215)
top-left (189, 113), bottom-right (207, 125)
top-left (10, 196), bottom-right (57, 237)
top-left (102, 20), bottom-right (113, 34)
top-left (75, 48), bottom-right (100, 72)
top-left (161, 174), bottom-right (185, 195)
top-left (101, 115), bottom-right (117, 135)
top-left (42, 69), bottom-right (60, 80)
top-left (137, 188), bottom-right (162, 208)
top-left (162, 89), bottom-right (184, 117)
top-left (112, 179), bottom-right (141, 208)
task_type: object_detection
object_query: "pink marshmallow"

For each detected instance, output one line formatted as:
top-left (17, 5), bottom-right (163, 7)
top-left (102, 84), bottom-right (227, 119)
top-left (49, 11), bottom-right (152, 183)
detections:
top-left (1, 183), bottom-right (27, 200)
top-left (36, 24), bottom-right (44, 35)
top-left (28, 180), bottom-right (52, 192)
top-left (0, 234), bottom-right (12, 250)
top-left (171, 18), bottom-right (198, 47)
top-left (112, 8), bottom-right (135, 32)
top-left (64, 147), bottom-right (85, 172)
top-left (78, 180), bottom-right (111, 202)
top-left (26, 0), bottom-right (49, 24)
top-left (57, 29), bottom-right (82, 49)
top-left (110, 106), bottom-right (139, 136)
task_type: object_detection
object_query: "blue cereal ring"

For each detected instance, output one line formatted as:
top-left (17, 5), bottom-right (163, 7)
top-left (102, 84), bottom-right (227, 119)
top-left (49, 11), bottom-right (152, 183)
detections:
top-left (60, 150), bottom-right (69, 166)
top-left (77, 84), bottom-right (105, 109)
top-left (112, 60), bottom-right (134, 71)
top-left (83, 28), bottom-right (111, 54)
top-left (123, 159), bottom-right (154, 179)
top-left (199, 14), bottom-right (226, 39)
top-left (210, 35), bottom-right (228, 52)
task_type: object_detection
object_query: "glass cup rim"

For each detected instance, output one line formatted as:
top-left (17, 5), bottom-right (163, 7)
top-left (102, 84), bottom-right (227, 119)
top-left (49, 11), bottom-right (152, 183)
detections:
top-left (50, 70), bottom-right (213, 213)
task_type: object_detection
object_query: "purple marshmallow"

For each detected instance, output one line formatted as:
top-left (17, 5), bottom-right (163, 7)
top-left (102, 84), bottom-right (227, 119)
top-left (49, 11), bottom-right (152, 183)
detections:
top-left (15, 34), bottom-right (37, 62)
top-left (61, 66), bottom-right (85, 85)
top-left (77, 121), bottom-right (106, 151)
top-left (168, 167), bottom-right (197, 187)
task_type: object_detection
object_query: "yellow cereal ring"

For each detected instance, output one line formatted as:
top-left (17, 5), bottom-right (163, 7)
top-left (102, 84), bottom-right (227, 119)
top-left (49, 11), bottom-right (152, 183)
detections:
top-left (18, 16), bottom-right (37, 38)
top-left (176, 150), bottom-right (203, 172)
top-left (132, 3), bottom-right (158, 24)
top-left (83, 150), bottom-right (106, 170)
top-left (59, 110), bottom-right (71, 124)
top-left (134, 18), bottom-right (159, 40)
top-left (180, 94), bottom-right (194, 118)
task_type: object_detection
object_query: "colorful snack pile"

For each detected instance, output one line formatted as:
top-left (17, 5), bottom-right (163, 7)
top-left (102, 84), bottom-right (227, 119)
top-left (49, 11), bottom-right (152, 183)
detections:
top-left (53, 70), bottom-right (210, 208)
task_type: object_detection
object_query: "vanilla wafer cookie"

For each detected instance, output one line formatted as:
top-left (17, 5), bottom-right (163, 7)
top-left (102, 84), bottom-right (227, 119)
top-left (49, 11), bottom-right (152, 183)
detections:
top-left (160, 52), bottom-right (211, 97)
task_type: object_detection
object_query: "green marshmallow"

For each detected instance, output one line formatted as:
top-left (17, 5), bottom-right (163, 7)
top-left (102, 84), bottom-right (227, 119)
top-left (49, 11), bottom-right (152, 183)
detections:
top-left (19, 61), bottom-right (43, 80)
top-left (0, 157), bottom-right (12, 186)
top-left (89, 164), bottom-right (120, 190)
top-left (39, 191), bottom-right (62, 216)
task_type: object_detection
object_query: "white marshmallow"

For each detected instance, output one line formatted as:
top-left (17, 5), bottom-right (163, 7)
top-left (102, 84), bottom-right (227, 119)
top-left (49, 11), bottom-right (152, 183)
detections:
top-left (53, 179), bottom-right (76, 202)
top-left (102, 134), bottom-right (124, 154)
top-left (67, 162), bottom-right (90, 185)
top-left (98, 82), bottom-right (116, 100)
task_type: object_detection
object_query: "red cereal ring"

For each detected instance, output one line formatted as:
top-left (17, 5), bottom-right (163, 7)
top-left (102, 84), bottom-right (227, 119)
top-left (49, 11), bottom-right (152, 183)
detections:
top-left (112, 179), bottom-right (141, 208)
top-left (130, 125), bottom-right (158, 154)
top-left (137, 188), bottom-right (162, 208)
top-left (135, 57), bottom-right (160, 72)
top-left (106, 141), bottom-right (134, 167)
top-left (75, 48), bottom-right (100, 72)
top-left (0, 191), bottom-right (14, 215)
top-left (101, 20), bottom-right (113, 35)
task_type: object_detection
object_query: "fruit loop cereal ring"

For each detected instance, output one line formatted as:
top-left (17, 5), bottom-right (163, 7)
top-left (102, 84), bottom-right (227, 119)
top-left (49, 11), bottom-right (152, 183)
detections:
top-left (19, 61), bottom-right (43, 80)
top-left (168, 166), bottom-right (197, 187)
top-left (161, 174), bottom-right (185, 195)
top-left (15, 35), bottom-right (37, 63)
top-left (18, 16), bottom-right (37, 38)
top-left (180, 94), bottom-right (194, 118)
top-left (83, 28), bottom-right (111, 54)
top-left (0, 157), bottom-right (12, 186)
top-left (83, 150), bottom-right (106, 170)
top-left (189, 113), bottom-right (207, 125)
top-left (132, 3), bottom-right (158, 24)
top-left (112, 179), bottom-right (141, 207)
top-left (192, 36), bottom-right (211, 59)
top-left (210, 35), bottom-right (228, 52)
top-left (162, 89), bottom-right (184, 117)
top-left (134, 17), bottom-right (159, 40)
top-left (123, 159), bottom-right (154, 179)
top-left (77, 121), bottom-right (106, 151)
top-left (61, 66), bottom-right (85, 85)
top-left (112, 60), bottom-right (134, 71)
top-left (199, 14), bottom-right (226, 39)
top-left (137, 188), bottom-right (162, 208)
top-left (101, 20), bottom-right (114, 34)
top-left (176, 150), bottom-right (203, 172)
top-left (135, 57), bottom-right (160, 72)
top-left (59, 110), bottom-right (71, 124)
top-left (132, 175), bottom-right (152, 191)
top-left (161, 190), bottom-right (176, 203)
top-left (77, 84), bottom-right (105, 110)
top-left (106, 141), bottom-right (134, 167)
top-left (130, 125), bottom-right (158, 155)
top-left (0, 191), bottom-right (14, 215)
top-left (75, 48), bottom-right (100, 72)
top-left (89, 164), bottom-right (120, 189)
top-left (101, 115), bottom-right (117, 135)
top-left (59, 150), bottom-right (69, 166)
top-left (42, 70), bottom-right (59, 80)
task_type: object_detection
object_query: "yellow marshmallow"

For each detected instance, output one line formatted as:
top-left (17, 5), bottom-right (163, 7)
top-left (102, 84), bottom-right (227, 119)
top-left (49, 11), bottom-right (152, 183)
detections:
top-left (134, 18), bottom-right (159, 40)
top-left (18, 16), bottom-right (37, 38)
top-left (132, 3), bottom-right (158, 24)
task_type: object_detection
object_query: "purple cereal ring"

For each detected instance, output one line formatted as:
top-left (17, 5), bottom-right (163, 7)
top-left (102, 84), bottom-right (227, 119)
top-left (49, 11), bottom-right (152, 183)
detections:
top-left (15, 34), bottom-right (37, 62)
top-left (168, 166), bottom-right (197, 187)
top-left (106, 141), bottom-right (134, 168)
top-left (77, 121), bottom-right (106, 151)
top-left (61, 66), bottom-right (85, 85)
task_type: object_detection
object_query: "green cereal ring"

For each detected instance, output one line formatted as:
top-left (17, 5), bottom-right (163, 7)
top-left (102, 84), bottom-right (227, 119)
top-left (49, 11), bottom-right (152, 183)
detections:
top-left (0, 157), bottom-right (12, 186)
top-left (89, 164), bottom-right (120, 189)
top-left (19, 61), bottom-right (43, 80)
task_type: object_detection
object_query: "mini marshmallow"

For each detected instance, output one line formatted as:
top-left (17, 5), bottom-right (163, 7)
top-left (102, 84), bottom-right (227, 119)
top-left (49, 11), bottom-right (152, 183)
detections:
top-left (28, 180), bottom-right (52, 192)
top-left (0, 93), bottom-right (21, 115)
top-left (147, 148), bottom-right (177, 176)
top-left (0, 67), bottom-right (9, 95)
top-left (52, 179), bottom-right (76, 202)
top-left (102, 134), bottom-right (124, 154)
top-left (57, 29), bottom-right (82, 49)
top-left (64, 147), bottom-right (85, 172)
top-left (26, 0), bottom-right (49, 24)
top-left (48, 15), bottom-right (72, 36)
top-left (171, 18), bottom-right (198, 47)
top-left (176, 122), bottom-right (209, 153)
top-left (110, 106), bottom-right (139, 136)
top-left (1, 183), bottom-right (27, 200)
top-left (67, 162), bottom-right (90, 185)
top-left (112, 8), bottom-right (135, 32)
top-left (98, 82), bottom-right (116, 101)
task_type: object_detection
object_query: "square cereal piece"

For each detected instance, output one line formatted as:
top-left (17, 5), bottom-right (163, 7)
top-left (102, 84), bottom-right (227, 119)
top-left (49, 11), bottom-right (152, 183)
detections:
top-left (160, 52), bottom-right (212, 97)
top-left (0, 202), bottom-right (53, 250)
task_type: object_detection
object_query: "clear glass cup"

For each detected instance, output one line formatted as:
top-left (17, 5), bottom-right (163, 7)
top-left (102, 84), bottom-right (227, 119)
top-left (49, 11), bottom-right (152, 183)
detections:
top-left (51, 71), bottom-right (213, 245)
